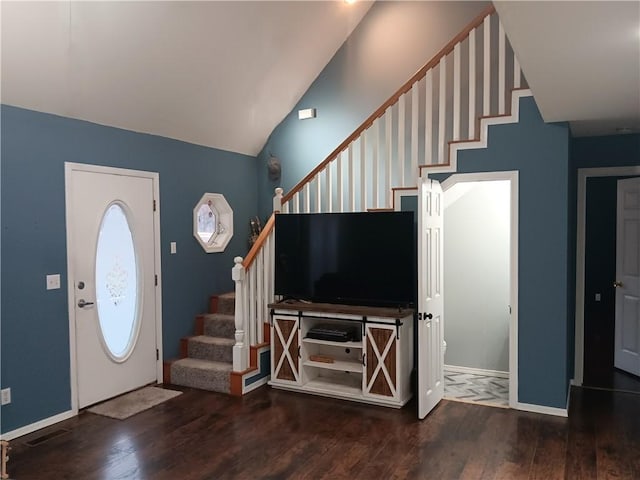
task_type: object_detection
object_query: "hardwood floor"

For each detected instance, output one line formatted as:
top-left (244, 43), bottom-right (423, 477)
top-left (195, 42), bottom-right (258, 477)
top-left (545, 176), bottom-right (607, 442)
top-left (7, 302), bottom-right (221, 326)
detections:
top-left (8, 385), bottom-right (640, 479)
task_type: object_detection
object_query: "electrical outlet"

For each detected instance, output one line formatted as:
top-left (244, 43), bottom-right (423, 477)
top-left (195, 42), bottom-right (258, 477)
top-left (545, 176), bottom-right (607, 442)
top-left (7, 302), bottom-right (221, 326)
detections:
top-left (1, 388), bottom-right (11, 405)
top-left (170, 242), bottom-right (177, 254)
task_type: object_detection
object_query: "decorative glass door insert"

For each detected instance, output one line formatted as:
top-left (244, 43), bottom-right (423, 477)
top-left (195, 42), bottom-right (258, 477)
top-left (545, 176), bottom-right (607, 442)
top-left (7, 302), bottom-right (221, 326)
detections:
top-left (95, 203), bottom-right (140, 361)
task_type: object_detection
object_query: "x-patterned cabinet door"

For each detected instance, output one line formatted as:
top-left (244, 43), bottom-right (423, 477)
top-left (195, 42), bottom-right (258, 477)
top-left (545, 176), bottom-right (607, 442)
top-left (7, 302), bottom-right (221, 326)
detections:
top-left (272, 316), bottom-right (301, 384)
top-left (363, 322), bottom-right (399, 400)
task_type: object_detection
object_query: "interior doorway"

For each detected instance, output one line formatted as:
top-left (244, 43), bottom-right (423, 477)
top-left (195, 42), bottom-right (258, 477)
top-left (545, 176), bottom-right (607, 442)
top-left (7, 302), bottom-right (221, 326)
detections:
top-left (582, 174), bottom-right (640, 394)
top-left (441, 172), bottom-right (518, 408)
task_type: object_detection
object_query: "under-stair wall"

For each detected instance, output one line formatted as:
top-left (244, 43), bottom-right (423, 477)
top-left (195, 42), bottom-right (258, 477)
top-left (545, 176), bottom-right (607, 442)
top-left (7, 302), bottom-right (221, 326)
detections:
top-left (230, 5), bottom-right (531, 393)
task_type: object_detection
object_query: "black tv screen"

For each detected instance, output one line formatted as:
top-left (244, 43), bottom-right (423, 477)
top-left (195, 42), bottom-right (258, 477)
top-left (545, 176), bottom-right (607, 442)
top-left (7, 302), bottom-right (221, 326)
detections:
top-left (275, 211), bottom-right (416, 308)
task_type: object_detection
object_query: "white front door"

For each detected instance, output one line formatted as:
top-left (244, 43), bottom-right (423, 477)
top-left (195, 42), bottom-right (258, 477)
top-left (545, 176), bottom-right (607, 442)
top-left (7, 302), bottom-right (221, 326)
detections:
top-left (614, 177), bottom-right (640, 376)
top-left (66, 164), bottom-right (159, 408)
top-left (417, 177), bottom-right (445, 419)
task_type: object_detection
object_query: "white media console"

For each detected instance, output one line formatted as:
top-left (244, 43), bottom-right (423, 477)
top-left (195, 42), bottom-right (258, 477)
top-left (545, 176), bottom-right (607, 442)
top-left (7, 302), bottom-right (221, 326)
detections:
top-left (268, 301), bottom-right (414, 408)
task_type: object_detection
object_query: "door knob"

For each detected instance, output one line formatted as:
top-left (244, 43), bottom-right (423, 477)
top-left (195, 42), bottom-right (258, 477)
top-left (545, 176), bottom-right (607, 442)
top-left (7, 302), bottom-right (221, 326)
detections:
top-left (613, 281), bottom-right (623, 288)
top-left (77, 299), bottom-right (95, 308)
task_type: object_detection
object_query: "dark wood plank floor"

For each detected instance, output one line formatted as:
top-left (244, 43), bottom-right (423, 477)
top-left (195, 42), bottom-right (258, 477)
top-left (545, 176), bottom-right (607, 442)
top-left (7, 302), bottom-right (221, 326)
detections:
top-left (8, 385), bottom-right (640, 479)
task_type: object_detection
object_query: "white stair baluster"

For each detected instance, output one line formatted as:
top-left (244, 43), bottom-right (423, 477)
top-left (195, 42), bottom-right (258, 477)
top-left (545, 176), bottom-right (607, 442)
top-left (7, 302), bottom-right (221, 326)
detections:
top-left (438, 56), bottom-right (446, 164)
top-left (468, 27), bottom-right (477, 140)
top-left (315, 175), bottom-right (321, 213)
top-left (411, 83), bottom-right (419, 185)
top-left (337, 151), bottom-right (343, 212)
top-left (326, 163), bottom-right (332, 213)
top-left (514, 56), bottom-right (521, 89)
top-left (425, 70), bottom-right (433, 165)
top-left (348, 143), bottom-right (355, 212)
top-left (360, 132), bottom-right (367, 211)
top-left (453, 42), bottom-right (461, 141)
top-left (372, 120), bottom-right (379, 209)
top-left (293, 191), bottom-right (300, 214)
top-left (248, 263), bottom-right (256, 347)
top-left (398, 95), bottom-right (406, 186)
top-left (256, 248), bottom-right (264, 343)
top-left (303, 184), bottom-right (310, 213)
top-left (385, 108), bottom-right (392, 207)
top-left (483, 14), bottom-right (491, 116)
top-left (498, 20), bottom-right (506, 114)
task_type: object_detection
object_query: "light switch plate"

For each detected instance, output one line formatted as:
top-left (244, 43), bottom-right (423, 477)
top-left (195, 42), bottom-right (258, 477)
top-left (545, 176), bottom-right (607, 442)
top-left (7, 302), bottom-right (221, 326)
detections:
top-left (170, 242), bottom-right (177, 254)
top-left (1, 388), bottom-right (11, 405)
top-left (46, 274), bottom-right (61, 290)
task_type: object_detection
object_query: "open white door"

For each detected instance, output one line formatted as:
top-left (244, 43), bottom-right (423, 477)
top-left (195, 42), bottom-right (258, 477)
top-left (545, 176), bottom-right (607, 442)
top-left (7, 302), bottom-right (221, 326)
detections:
top-left (614, 177), bottom-right (640, 376)
top-left (417, 177), bottom-right (445, 419)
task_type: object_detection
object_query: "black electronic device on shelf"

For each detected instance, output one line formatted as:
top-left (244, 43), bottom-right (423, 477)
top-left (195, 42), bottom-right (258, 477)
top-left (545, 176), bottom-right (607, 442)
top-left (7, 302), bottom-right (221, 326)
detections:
top-left (306, 324), bottom-right (361, 343)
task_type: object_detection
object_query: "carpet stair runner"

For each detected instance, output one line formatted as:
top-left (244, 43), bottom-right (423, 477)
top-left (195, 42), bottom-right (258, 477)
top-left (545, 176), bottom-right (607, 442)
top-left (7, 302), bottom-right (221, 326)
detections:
top-left (164, 292), bottom-right (236, 394)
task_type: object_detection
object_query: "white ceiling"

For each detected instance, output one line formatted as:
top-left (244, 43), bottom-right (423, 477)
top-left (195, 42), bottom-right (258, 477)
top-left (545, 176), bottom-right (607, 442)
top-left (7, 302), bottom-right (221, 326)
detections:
top-left (1, 1), bottom-right (372, 156)
top-left (3, 1), bottom-right (638, 154)
top-left (495, 1), bottom-right (640, 137)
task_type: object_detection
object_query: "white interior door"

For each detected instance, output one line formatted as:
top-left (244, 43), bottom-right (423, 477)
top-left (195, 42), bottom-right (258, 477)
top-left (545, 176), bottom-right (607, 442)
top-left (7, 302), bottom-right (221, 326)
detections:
top-left (614, 177), bottom-right (640, 376)
top-left (418, 177), bottom-right (445, 419)
top-left (67, 165), bottom-right (159, 408)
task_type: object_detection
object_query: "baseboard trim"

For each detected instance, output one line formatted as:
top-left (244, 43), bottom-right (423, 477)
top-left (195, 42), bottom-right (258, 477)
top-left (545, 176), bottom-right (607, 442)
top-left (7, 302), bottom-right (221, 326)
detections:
top-left (0, 410), bottom-right (76, 441)
top-left (444, 364), bottom-right (509, 379)
top-left (516, 402), bottom-right (568, 418)
top-left (243, 377), bottom-right (269, 394)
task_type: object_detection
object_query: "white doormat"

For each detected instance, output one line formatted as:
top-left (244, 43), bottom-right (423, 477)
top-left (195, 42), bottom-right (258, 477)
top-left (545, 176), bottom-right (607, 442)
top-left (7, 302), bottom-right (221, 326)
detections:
top-left (87, 386), bottom-right (182, 420)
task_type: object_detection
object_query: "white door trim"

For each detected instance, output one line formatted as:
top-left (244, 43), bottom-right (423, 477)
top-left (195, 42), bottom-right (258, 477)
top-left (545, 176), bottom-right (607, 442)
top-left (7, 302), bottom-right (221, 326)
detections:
top-left (441, 170), bottom-right (519, 409)
top-left (574, 166), bottom-right (640, 386)
top-left (64, 162), bottom-right (163, 414)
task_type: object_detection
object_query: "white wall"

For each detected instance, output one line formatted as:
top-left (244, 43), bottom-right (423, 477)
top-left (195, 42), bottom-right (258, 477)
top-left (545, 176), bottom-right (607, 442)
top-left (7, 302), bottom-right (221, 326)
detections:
top-left (444, 180), bottom-right (510, 372)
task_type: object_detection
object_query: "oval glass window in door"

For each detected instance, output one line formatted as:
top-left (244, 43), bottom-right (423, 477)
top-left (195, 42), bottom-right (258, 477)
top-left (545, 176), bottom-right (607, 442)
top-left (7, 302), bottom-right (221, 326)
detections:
top-left (95, 203), bottom-right (140, 361)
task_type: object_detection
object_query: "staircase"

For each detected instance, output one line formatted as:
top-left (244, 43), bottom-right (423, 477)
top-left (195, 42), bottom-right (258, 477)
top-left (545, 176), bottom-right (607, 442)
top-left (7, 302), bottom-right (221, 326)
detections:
top-left (229, 5), bottom-right (532, 393)
top-left (164, 293), bottom-right (236, 394)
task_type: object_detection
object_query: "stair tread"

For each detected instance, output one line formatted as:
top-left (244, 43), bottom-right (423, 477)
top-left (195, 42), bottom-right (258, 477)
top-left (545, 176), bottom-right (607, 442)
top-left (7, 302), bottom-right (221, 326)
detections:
top-left (173, 358), bottom-right (232, 371)
top-left (190, 335), bottom-right (234, 346)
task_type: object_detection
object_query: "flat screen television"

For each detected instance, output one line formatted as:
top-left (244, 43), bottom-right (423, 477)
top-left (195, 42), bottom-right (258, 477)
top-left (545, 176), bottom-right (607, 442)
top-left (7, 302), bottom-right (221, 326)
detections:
top-left (275, 211), bottom-right (416, 308)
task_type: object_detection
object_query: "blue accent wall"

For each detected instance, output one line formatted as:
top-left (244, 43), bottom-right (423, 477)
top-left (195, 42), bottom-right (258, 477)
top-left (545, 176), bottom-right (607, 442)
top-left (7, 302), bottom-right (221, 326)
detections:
top-left (572, 134), bottom-right (640, 169)
top-left (256, 1), bottom-right (490, 219)
top-left (432, 97), bottom-right (572, 408)
top-left (1, 105), bottom-right (258, 433)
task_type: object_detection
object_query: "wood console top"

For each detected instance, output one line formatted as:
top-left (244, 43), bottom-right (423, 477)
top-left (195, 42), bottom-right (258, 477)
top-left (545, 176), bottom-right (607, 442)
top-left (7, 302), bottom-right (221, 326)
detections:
top-left (268, 300), bottom-right (414, 319)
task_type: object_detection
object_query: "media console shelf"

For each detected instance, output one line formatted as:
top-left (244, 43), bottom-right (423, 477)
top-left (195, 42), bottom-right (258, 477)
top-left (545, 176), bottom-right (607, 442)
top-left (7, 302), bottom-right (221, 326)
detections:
top-left (268, 301), bottom-right (414, 408)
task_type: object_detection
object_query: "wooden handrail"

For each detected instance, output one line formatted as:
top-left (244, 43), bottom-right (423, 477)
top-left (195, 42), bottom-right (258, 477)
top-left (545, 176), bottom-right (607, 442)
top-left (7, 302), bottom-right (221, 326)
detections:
top-left (282, 4), bottom-right (495, 204)
top-left (242, 213), bottom-right (275, 269)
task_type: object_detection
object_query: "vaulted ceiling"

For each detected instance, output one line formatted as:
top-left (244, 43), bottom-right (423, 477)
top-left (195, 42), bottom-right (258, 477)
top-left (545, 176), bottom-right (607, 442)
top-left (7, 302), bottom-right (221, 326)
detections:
top-left (1, 1), bottom-right (372, 156)
top-left (2, 1), bottom-right (638, 158)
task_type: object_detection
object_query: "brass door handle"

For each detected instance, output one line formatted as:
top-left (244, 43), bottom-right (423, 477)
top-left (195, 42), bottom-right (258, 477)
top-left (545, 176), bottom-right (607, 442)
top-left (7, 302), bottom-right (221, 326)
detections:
top-left (613, 281), bottom-right (623, 288)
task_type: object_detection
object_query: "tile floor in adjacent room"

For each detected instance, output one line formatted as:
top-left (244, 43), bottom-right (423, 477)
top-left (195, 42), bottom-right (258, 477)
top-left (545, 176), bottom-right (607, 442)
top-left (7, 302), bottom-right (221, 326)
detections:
top-left (444, 368), bottom-right (509, 407)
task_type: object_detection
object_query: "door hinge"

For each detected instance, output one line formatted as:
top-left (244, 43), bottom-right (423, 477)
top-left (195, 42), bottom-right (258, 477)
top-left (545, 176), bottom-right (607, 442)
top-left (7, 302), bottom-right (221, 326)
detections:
top-left (156, 349), bottom-right (159, 361)
top-left (153, 199), bottom-right (157, 212)
top-left (155, 274), bottom-right (158, 286)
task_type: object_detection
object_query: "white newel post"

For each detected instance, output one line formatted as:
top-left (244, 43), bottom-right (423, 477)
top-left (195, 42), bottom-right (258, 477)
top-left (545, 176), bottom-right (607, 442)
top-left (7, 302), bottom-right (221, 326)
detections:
top-left (273, 187), bottom-right (283, 213)
top-left (232, 256), bottom-right (248, 371)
